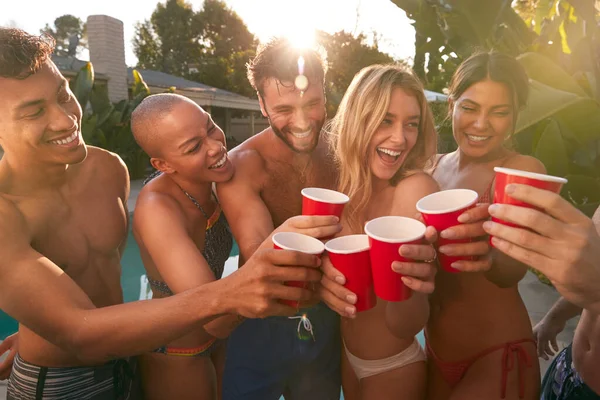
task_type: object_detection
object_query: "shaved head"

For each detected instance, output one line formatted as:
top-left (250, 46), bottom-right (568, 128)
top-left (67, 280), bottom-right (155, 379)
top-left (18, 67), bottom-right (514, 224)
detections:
top-left (131, 93), bottom-right (204, 158)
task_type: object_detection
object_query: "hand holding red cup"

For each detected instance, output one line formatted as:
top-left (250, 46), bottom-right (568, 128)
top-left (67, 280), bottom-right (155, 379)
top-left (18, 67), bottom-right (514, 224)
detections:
top-left (301, 188), bottom-right (349, 219)
top-left (416, 189), bottom-right (479, 273)
top-left (272, 232), bottom-right (325, 309)
top-left (490, 167), bottom-right (567, 244)
top-left (364, 216), bottom-right (426, 302)
top-left (325, 235), bottom-right (376, 312)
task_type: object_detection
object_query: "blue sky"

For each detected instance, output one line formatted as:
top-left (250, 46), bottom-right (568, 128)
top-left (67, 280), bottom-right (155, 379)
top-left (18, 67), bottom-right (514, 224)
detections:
top-left (1, 0), bottom-right (415, 67)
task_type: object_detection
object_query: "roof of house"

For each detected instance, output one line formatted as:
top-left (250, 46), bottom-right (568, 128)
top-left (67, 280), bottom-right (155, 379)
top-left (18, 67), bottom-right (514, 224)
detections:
top-left (126, 68), bottom-right (246, 99)
top-left (52, 55), bottom-right (108, 80)
top-left (52, 54), bottom-right (259, 111)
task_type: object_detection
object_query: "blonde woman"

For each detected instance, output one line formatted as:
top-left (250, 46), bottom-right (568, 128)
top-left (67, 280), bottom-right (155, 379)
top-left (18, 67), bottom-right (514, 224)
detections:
top-left (321, 64), bottom-right (439, 400)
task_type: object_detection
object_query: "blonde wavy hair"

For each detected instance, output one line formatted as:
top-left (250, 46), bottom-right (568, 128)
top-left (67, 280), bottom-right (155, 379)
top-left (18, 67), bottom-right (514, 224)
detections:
top-left (328, 64), bottom-right (438, 232)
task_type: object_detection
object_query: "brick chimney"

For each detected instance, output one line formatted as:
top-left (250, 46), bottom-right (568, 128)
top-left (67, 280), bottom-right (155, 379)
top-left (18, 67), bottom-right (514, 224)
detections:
top-left (86, 15), bottom-right (128, 102)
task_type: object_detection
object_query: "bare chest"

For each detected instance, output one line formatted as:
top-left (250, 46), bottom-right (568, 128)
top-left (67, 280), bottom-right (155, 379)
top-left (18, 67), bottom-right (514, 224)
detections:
top-left (19, 188), bottom-right (127, 281)
top-left (261, 159), bottom-right (337, 227)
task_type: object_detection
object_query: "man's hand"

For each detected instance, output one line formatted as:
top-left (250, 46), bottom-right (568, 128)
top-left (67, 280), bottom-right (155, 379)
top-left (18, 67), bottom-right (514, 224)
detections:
top-left (273, 215), bottom-right (342, 240)
top-left (533, 316), bottom-right (565, 360)
top-left (222, 248), bottom-right (323, 319)
top-left (483, 184), bottom-right (600, 311)
top-left (0, 332), bottom-right (18, 380)
top-left (431, 203), bottom-right (493, 272)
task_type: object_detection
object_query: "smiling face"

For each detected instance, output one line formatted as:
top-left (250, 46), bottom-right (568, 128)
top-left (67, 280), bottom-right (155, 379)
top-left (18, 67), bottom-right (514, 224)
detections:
top-left (452, 79), bottom-right (515, 158)
top-left (151, 101), bottom-right (233, 183)
top-left (259, 77), bottom-right (326, 153)
top-left (368, 87), bottom-right (421, 183)
top-left (0, 60), bottom-right (86, 166)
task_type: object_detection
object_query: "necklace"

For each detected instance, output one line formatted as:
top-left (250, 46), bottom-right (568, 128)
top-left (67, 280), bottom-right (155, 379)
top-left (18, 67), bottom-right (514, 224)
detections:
top-left (176, 184), bottom-right (210, 220)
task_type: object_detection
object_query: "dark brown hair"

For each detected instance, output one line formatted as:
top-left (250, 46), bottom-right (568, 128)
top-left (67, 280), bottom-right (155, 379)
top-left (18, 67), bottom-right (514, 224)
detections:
top-left (0, 28), bottom-right (55, 79)
top-left (448, 51), bottom-right (529, 115)
top-left (247, 37), bottom-right (328, 95)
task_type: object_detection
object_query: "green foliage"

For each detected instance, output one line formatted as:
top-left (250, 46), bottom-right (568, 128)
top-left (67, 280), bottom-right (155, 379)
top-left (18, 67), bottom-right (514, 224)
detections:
top-left (133, 0), bottom-right (257, 97)
top-left (316, 30), bottom-right (397, 116)
top-left (41, 15), bottom-right (87, 57)
top-left (70, 63), bottom-right (151, 179)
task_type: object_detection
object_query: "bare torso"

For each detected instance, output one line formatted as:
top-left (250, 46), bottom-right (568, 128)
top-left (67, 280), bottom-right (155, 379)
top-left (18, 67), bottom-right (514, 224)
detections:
top-left (134, 174), bottom-right (215, 348)
top-left (234, 129), bottom-right (337, 231)
top-left (1, 147), bottom-right (128, 367)
top-left (342, 180), bottom-right (425, 360)
top-left (428, 151), bottom-right (533, 359)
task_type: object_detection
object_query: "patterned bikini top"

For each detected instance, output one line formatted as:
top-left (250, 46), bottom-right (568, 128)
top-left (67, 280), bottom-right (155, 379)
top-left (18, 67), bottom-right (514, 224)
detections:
top-left (144, 171), bottom-right (233, 296)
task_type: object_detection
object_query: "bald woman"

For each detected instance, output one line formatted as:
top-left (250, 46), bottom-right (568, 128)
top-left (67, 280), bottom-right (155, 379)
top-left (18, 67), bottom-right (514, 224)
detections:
top-left (131, 93), bottom-right (240, 400)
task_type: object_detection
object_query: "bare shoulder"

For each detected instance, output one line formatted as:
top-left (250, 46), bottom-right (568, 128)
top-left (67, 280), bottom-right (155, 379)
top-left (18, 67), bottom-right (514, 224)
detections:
top-left (504, 154), bottom-right (546, 174)
top-left (133, 189), bottom-right (184, 231)
top-left (396, 172), bottom-right (440, 198)
top-left (392, 172), bottom-right (440, 216)
top-left (221, 135), bottom-right (268, 191)
top-left (228, 133), bottom-right (267, 168)
top-left (85, 146), bottom-right (127, 172)
top-left (84, 147), bottom-right (129, 197)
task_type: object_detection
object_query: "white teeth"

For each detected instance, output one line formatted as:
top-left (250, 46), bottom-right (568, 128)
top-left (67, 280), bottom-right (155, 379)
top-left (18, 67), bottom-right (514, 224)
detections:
top-left (467, 135), bottom-right (489, 142)
top-left (291, 130), bottom-right (311, 139)
top-left (377, 147), bottom-right (402, 157)
top-left (210, 154), bottom-right (227, 169)
top-left (50, 130), bottom-right (78, 145)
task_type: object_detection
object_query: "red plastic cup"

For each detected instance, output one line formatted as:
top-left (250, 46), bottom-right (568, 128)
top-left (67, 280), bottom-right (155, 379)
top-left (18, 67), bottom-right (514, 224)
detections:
top-left (416, 189), bottom-right (479, 273)
top-left (364, 216), bottom-right (426, 302)
top-left (301, 187), bottom-right (349, 219)
top-left (272, 232), bottom-right (325, 309)
top-left (491, 167), bottom-right (568, 245)
top-left (325, 235), bottom-right (376, 312)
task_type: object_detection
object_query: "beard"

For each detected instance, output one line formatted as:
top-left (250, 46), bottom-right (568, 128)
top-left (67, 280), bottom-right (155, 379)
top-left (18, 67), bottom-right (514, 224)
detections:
top-left (266, 111), bottom-right (326, 154)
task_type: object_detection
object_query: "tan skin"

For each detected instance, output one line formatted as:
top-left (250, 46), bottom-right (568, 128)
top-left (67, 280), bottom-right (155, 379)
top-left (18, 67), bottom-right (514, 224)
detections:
top-left (486, 196), bottom-right (600, 394)
top-left (133, 100), bottom-right (238, 400)
top-left (0, 61), bottom-right (326, 372)
top-left (217, 78), bottom-right (341, 267)
top-left (426, 79), bottom-right (543, 400)
top-left (336, 88), bottom-right (439, 400)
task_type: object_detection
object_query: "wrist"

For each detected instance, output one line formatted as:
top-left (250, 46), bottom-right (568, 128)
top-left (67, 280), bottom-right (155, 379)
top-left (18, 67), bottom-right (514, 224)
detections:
top-left (205, 281), bottom-right (234, 316)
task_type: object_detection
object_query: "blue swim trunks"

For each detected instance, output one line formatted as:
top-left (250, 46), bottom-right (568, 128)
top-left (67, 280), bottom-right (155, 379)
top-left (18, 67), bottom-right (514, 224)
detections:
top-left (222, 302), bottom-right (341, 400)
top-left (541, 343), bottom-right (600, 400)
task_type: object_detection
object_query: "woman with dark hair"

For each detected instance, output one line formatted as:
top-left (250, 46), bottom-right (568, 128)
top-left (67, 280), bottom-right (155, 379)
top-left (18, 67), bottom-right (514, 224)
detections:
top-left (425, 52), bottom-right (544, 399)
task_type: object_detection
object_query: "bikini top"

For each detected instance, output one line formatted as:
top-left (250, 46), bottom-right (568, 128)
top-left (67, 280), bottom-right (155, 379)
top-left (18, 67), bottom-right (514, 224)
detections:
top-left (143, 171), bottom-right (233, 296)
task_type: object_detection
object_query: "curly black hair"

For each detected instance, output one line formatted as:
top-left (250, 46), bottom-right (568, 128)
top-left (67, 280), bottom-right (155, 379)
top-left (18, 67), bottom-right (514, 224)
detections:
top-left (0, 28), bottom-right (55, 79)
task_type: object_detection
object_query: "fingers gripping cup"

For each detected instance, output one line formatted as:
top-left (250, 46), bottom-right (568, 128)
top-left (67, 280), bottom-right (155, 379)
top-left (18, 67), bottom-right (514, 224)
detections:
top-left (491, 167), bottom-right (568, 245)
top-left (364, 217), bottom-right (426, 302)
top-left (416, 189), bottom-right (479, 273)
top-left (325, 235), bottom-right (376, 312)
top-left (272, 232), bottom-right (325, 309)
top-left (301, 188), bottom-right (350, 219)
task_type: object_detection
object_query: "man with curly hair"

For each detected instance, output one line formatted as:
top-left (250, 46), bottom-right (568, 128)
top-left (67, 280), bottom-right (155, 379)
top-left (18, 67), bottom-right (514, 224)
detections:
top-left (0, 28), bottom-right (327, 399)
